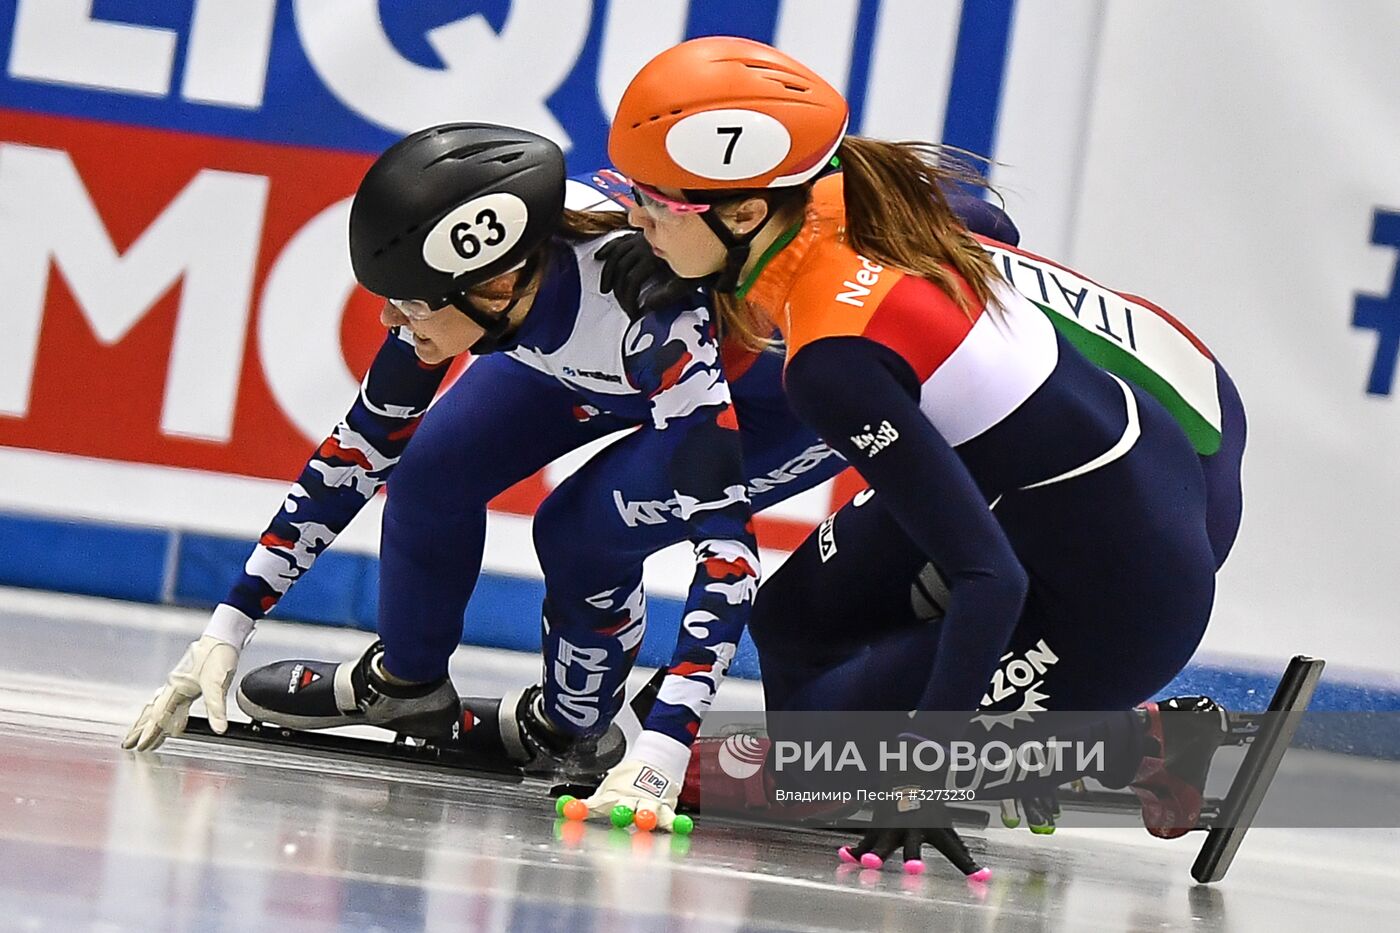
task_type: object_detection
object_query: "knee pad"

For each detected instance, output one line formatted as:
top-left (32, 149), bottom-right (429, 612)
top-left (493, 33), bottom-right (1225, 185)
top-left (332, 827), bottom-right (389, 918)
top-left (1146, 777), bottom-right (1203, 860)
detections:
top-left (910, 562), bottom-right (950, 622)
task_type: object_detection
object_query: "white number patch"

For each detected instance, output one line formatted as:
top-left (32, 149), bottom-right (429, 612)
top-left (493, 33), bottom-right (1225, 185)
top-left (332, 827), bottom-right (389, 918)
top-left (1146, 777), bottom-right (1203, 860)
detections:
top-left (665, 109), bottom-right (792, 182)
top-left (421, 192), bottom-right (529, 275)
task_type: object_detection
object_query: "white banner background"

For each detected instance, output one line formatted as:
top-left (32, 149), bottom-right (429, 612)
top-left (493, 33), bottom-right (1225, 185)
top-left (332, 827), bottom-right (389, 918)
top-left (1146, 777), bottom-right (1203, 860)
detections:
top-left (1043, 1), bottom-right (1400, 678)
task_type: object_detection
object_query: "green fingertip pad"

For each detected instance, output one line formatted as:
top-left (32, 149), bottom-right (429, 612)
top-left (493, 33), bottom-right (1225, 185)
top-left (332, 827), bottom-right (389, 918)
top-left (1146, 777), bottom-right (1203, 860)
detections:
top-left (610, 805), bottom-right (635, 828)
top-left (672, 813), bottom-right (695, 835)
top-left (1030, 823), bottom-right (1056, 835)
top-left (1001, 815), bottom-right (1021, 828)
top-left (555, 795), bottom-right (576, 817)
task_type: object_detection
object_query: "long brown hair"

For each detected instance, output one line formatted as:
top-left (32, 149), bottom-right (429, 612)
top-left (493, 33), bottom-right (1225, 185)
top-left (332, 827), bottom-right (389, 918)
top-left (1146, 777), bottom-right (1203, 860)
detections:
top-left (557, 208), bottom-right (630, 240)
top-left (509, 208), bottom-right (630, 299)
top-left (713, 137), bottom-right (1004, 352)
top-left (713, 289), bottom-right (783, 353)
top-left (836, 136), bottom-right (1001, 313)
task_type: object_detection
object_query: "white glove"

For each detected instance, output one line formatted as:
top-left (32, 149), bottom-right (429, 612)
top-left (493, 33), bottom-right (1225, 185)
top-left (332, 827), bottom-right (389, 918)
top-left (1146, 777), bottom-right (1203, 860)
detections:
top-left (122, 634), bottom-right (240, 751)
top-left (580, 731), bottom-right (689, 831)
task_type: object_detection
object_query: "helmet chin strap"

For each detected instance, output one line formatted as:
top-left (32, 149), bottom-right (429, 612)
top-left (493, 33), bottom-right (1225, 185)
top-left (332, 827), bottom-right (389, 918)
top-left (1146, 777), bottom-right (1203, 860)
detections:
top-left (461, 303), bottom-right (515, 355)
top-left (448, 252), bottom-right (542, 355)
top-left (695, 200), bottom-right (776, 293)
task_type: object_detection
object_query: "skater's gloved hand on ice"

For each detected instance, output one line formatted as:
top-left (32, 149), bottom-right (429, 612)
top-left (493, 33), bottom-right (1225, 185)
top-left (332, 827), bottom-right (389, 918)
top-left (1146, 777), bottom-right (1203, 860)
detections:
top-left (578, 731), bottom-right (687, 831)
top-left (999, 792), bottom-right (1061, 835)
top-left (122, 633), bottom-right (241, 751)
top-left (595, 231), bottom-right (702, 319)
top-left (840, 788), bottom-right (990, 880)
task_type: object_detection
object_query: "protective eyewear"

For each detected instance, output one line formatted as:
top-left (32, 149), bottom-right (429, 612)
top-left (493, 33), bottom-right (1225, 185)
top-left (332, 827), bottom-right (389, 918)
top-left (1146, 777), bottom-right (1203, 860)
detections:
top-left (388, 297), bottom-right (448, 321)
top-left (631, 182), bottom-right (712, 215)
top-left (387, 257), bottom-right (534, 323)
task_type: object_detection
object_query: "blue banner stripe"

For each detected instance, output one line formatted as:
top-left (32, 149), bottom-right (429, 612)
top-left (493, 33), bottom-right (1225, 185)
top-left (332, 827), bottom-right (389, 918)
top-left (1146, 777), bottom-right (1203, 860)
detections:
top-left (0, 513), bottom-right (169, 603)
top-left (837, 0), bottom-right (883, 135)
top-left (941, 0), bottom-right (1016, 160)
top-left (165, 527), bottom-right (765, 679)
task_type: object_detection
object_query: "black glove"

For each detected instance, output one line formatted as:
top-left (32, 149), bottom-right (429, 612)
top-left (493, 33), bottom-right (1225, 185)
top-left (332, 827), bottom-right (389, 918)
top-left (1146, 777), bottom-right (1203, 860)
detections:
top-left (595, 232), bottom-right (700, 318)
top-left (999, 792), bottom-right (1061, 834)
top-left (840, 792), bottom-right (988, 879)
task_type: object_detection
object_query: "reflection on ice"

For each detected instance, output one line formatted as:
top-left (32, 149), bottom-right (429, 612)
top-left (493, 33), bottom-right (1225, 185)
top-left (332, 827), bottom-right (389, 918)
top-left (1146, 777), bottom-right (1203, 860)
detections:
top-left (3, 589), bottom-right (1400, 932)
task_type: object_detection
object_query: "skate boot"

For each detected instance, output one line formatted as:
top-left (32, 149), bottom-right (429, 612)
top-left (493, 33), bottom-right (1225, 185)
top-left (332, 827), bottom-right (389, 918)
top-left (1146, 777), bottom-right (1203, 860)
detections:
top-left (1130, 695), bottom-right (1229, 838)
top-left (458, 684), bottom-right (626, 781)
top-left (236, 640), bottom-right (460, 738)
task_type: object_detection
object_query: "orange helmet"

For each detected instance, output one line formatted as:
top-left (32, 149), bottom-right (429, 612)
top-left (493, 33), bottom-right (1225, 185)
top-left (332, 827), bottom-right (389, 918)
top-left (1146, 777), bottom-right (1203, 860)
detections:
top-left (609, 36), bottom-right (849, 191)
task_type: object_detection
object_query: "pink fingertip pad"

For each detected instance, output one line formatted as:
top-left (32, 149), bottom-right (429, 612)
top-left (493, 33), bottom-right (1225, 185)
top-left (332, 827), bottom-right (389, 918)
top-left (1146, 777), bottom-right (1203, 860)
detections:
top-left (903, 859), bottom-right (926, 876)
top-left (859, 852), bottom-right (883, 870)
top-left (837, 846), bottom-right (858, 865)
top-left (967, 867), bottom-right (993, 883)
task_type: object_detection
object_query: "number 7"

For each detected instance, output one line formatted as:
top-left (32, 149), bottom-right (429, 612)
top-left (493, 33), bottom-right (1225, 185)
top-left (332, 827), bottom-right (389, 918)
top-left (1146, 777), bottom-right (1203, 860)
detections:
top-left (717, 126), bottom-right (743, 165)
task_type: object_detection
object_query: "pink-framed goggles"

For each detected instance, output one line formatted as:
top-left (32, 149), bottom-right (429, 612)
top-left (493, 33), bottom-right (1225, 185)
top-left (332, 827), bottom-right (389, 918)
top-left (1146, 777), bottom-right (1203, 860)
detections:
top-left (630, 181), bottom-right (713, 215)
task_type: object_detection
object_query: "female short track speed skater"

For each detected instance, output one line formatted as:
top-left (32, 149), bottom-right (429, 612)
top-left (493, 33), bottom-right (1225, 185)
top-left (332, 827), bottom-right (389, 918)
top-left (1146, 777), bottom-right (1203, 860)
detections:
top-left (123, 121), bottom-right (1018, 831)
top-left (125, 123), bottom-right (773, 829)
top-left (606, 37), bottom-right (1247, 870)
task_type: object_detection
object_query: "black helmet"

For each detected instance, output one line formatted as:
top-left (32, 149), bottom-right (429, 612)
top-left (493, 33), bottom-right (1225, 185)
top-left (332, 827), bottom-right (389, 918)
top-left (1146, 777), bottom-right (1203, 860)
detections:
top-left (349, 123), bottom-right (566, 302)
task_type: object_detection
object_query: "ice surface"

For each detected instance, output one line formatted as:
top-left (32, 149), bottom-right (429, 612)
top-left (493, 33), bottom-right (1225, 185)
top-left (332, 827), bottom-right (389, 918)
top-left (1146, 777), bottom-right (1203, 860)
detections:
top-left (3, 588), bottom-right (1398, 932)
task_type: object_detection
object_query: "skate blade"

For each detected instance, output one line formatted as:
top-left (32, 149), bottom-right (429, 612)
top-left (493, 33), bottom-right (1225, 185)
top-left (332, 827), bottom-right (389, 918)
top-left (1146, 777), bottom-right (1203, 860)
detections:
top-left (1048, 655), bottom-right (1326, 884)
top-left (1191, 654), bottom-right (1325, 884)
top-left (181, 716), bottom-right (524, 782)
